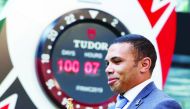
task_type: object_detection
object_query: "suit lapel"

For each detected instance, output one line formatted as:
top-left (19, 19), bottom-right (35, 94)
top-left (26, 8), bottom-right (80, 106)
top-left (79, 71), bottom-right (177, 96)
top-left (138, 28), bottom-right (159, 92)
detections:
top-left (127, 82), bottom-right (157, 109)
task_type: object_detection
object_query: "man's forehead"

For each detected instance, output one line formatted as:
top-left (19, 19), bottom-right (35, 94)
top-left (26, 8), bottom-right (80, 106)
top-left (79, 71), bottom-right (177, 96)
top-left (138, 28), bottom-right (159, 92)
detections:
top-left (108, 43), bottom-right (133, 53)
top-left (109, 42), bottom-right (133, 49)
top-left (105, 43), bottom-right (133, 60)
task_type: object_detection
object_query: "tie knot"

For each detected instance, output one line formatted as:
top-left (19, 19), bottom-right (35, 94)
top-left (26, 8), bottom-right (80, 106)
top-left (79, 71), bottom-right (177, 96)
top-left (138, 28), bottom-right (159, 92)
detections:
top-left (115, 95), bottom-right (128, 109)
top-left (118, 95), bottom-right (125, 99)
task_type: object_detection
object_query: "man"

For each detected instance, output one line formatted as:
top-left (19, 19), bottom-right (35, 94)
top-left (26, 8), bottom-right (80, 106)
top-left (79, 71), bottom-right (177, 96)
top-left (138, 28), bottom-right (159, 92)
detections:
top-left (105, 34), bottom-right (182, 109)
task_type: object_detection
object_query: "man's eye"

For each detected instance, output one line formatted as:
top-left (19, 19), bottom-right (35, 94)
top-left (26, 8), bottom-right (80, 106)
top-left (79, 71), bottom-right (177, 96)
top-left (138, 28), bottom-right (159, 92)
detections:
top-left (113, 60), bottom-right (122, 64)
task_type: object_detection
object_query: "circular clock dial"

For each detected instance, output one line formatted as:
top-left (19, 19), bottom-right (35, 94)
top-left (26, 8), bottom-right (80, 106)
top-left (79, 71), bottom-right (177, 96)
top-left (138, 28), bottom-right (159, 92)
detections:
top-left (36, 8), bottom-right (129, 108)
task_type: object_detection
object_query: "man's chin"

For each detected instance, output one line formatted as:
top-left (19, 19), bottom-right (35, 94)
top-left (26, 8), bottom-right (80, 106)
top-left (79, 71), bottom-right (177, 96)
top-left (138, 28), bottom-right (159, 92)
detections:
top-left (110, 86), bottom-right (120, 93)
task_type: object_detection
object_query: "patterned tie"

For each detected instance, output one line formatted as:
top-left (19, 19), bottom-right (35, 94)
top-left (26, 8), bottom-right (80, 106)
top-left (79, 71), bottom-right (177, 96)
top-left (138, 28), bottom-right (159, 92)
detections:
top-left (115, 95), bottom-right (128, 109)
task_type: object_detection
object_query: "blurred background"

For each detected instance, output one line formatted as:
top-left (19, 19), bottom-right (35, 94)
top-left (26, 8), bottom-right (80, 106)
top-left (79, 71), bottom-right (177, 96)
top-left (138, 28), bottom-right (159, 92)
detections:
top-left (0, 0), bottom-right (190, 109)
top-left (164, 0), bottom-right (190, 109)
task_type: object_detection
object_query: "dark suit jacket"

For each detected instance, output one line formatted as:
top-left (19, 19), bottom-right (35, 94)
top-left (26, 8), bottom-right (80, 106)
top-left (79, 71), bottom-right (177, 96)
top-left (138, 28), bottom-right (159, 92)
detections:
top-left (127, 82), bottom-right (182, 109)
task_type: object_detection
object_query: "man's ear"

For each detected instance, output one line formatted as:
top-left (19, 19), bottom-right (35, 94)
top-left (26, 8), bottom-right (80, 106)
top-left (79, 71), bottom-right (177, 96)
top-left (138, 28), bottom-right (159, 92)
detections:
top-left (140, 57), bottom-right (151, 73)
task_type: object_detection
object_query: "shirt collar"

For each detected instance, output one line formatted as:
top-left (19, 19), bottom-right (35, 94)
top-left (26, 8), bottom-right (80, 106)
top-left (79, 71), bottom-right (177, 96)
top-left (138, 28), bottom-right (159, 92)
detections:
top-left (122, 79), bottom-right (152, 103)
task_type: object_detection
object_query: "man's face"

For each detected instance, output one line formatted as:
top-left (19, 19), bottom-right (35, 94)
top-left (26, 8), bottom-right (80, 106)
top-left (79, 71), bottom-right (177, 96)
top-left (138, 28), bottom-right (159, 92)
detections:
top-left (105, 43), bottom-right (142, 93)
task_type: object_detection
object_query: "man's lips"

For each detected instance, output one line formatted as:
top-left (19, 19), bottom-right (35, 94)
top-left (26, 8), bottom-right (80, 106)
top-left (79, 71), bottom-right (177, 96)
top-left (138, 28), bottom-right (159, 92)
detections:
top-left (108, 78), bottom-right (119, 85)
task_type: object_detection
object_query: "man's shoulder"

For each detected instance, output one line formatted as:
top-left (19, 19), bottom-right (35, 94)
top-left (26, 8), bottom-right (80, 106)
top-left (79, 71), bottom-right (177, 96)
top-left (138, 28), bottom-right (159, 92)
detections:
top-left (139, 83), bottom-right (182, 109)
top-left (128, 82), bottom-right (182, 109)
top-left (146, 87), bottom-right (174, 102)
top-left (153, 98), bottom-right (182, 109)
top-left (142, 82), bottom-right (175, 102)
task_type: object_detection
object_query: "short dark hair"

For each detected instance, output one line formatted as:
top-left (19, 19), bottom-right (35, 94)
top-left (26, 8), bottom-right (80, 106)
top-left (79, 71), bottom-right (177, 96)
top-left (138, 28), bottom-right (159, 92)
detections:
top-left (111, 34), bottom-right (157, 73)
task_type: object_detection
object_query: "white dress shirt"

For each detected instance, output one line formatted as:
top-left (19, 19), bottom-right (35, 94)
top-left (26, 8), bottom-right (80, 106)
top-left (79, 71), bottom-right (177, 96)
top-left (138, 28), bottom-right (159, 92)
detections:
top-left (120, 79), bottom-right (152, 109)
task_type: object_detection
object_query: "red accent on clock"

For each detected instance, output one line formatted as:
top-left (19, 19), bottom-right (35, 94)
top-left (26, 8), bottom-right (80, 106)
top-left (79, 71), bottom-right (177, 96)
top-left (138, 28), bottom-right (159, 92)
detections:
top-left (87, 28), bottom-right (96, 40)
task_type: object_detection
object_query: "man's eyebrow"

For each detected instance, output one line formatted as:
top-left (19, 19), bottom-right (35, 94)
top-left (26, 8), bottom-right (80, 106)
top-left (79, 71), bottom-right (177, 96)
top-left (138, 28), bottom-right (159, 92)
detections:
top-left (105, 56), bottom-right (119, 61)
top-left (110, 57), bottom-right (118, 60)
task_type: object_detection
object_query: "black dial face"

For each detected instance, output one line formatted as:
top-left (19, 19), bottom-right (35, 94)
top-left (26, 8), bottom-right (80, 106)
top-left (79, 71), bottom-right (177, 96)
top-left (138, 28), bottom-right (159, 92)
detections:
top-left (52, 22), bottom-right (116, 104)
top-left (36, 8), bottom-right (129, 109)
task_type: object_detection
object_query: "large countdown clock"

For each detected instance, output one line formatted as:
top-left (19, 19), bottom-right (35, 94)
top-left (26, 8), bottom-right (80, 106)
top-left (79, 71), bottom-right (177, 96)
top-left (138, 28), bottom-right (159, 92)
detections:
top-left (36, 8), bottom-right (129, 109)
